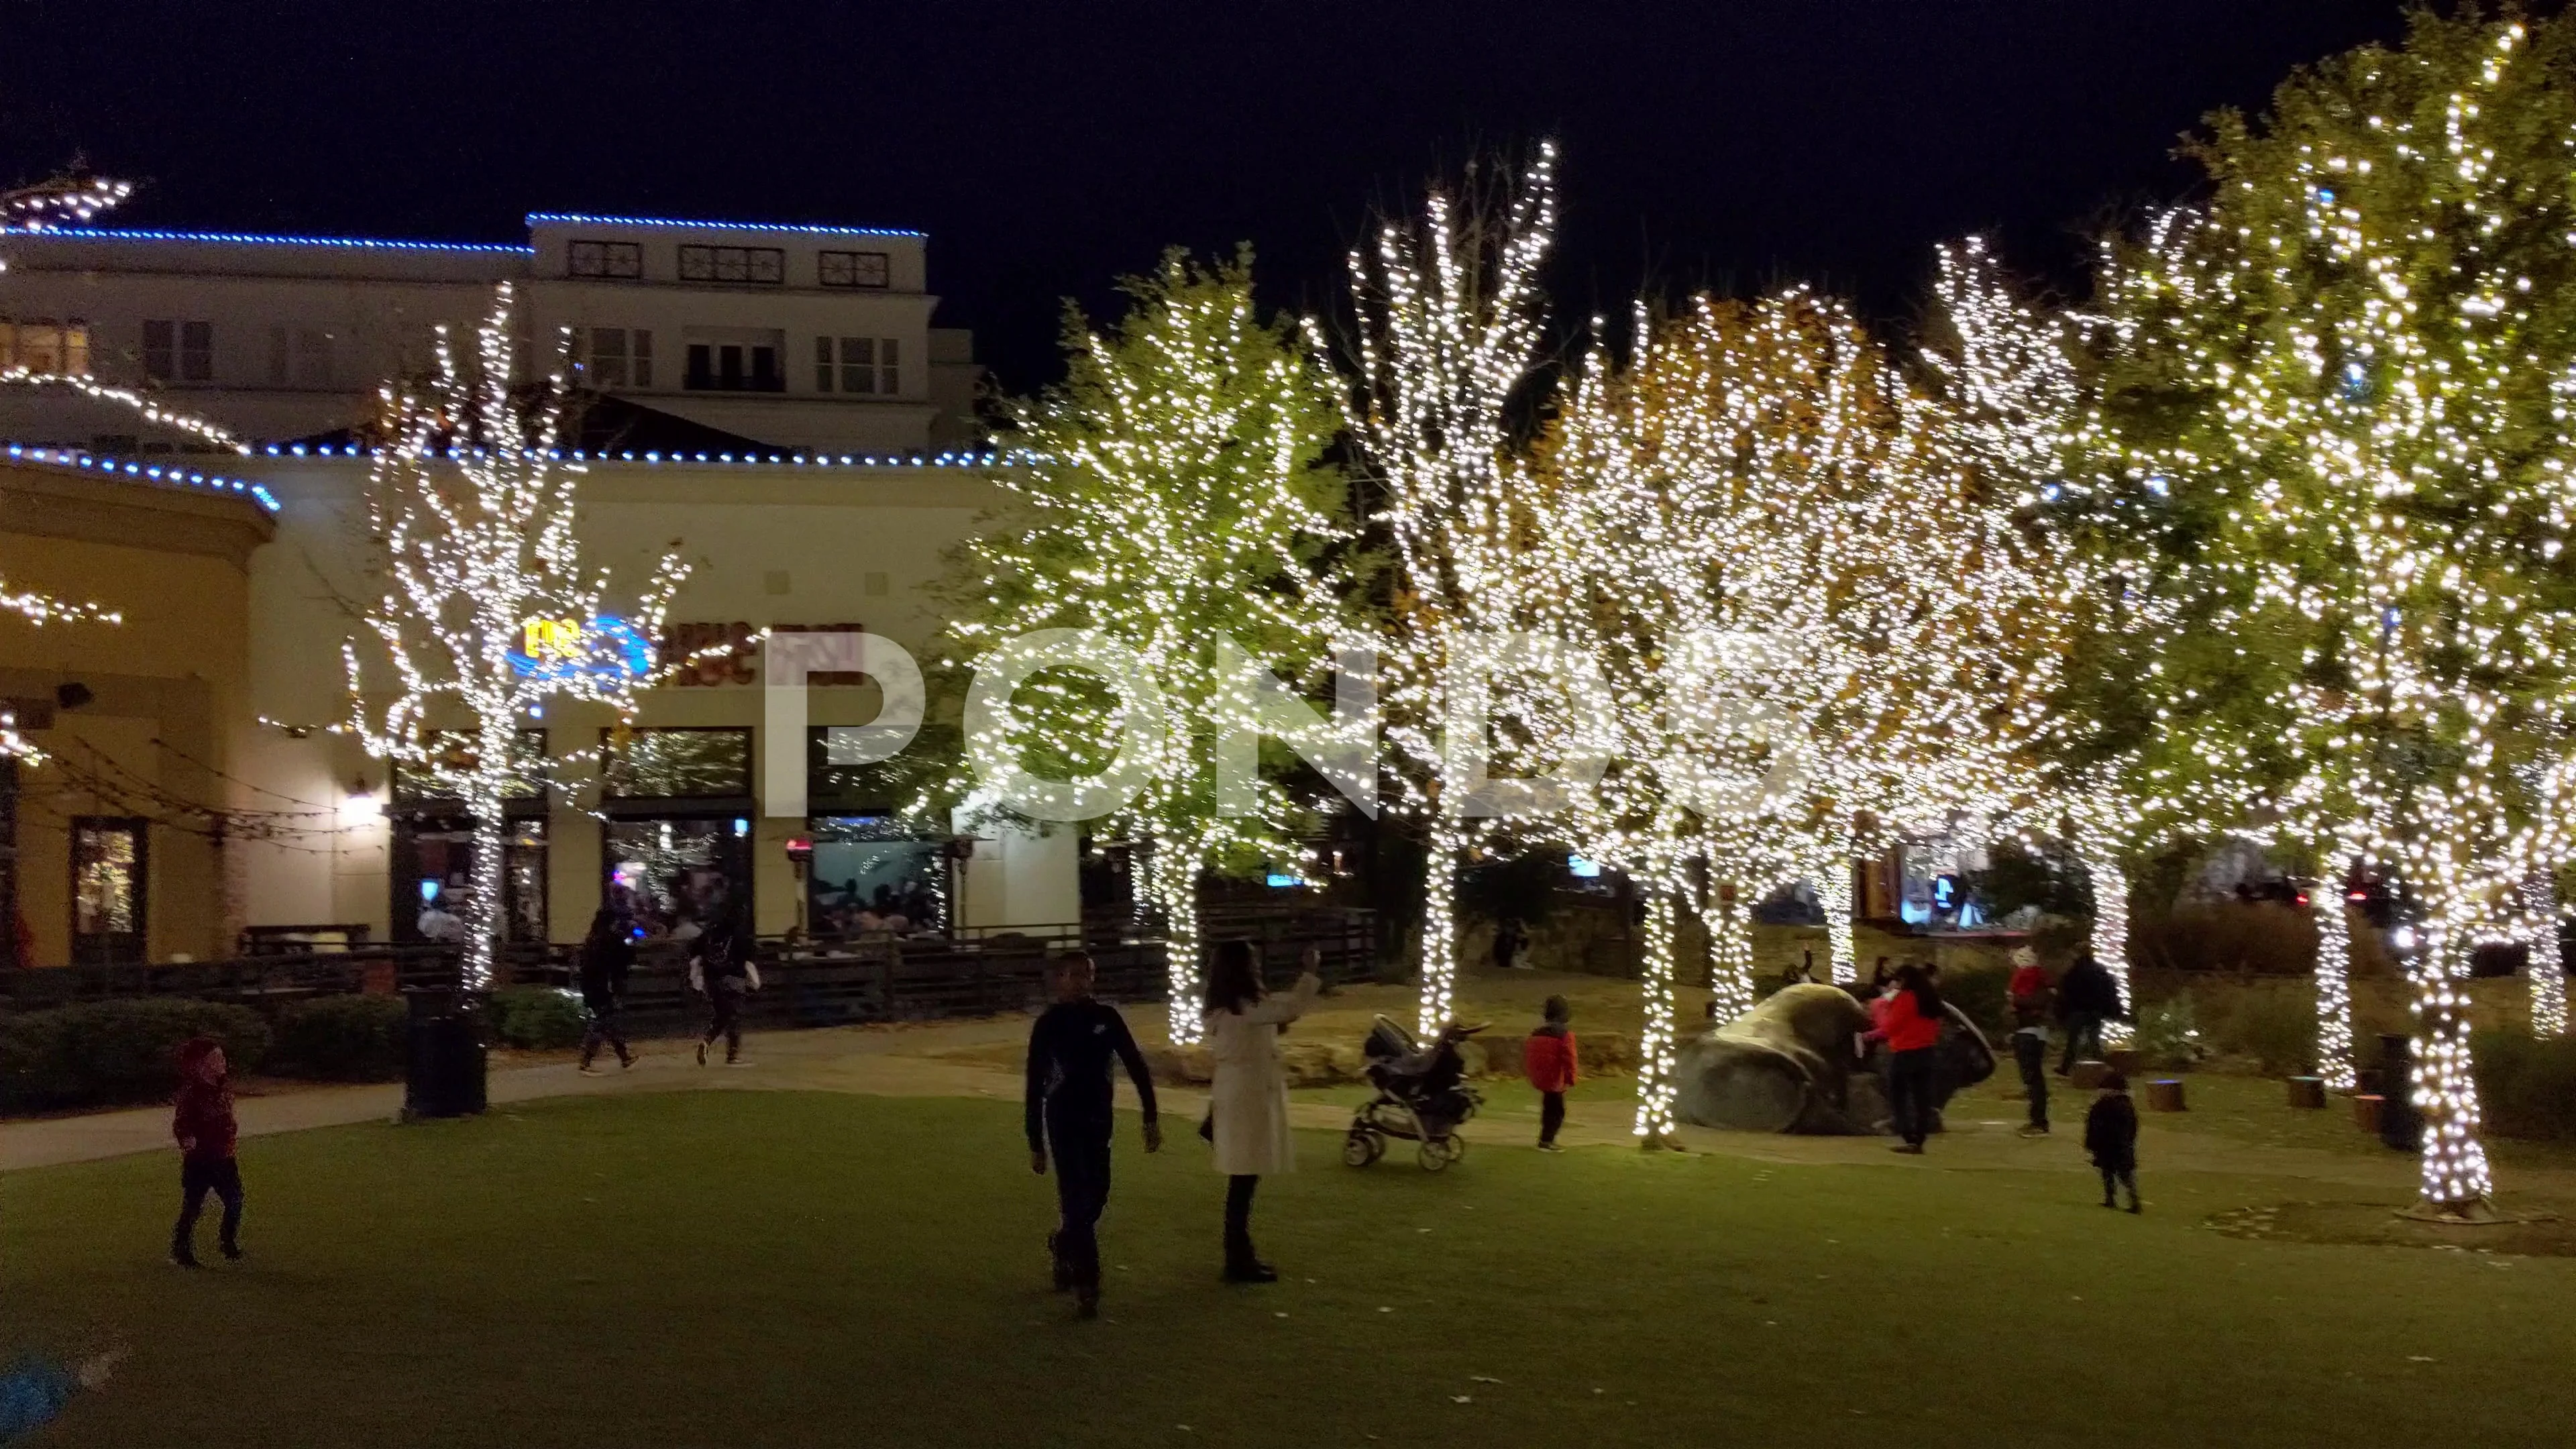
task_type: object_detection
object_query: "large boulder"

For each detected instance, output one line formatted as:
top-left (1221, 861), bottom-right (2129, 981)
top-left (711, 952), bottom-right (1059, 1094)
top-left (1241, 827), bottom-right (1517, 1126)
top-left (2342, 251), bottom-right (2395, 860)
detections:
top-left (1675, 984), bottom-right (1998, 1134)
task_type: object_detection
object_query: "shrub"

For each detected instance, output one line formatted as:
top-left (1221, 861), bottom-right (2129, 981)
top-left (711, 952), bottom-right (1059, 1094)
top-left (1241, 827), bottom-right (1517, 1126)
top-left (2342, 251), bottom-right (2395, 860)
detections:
top-left (2133, 995), bottom-right (2207, 1072)
top-left (2212, 987), bottom-right (2318, 1076)
top-left (0, 998), bottom-right (270, 1114)
top-left (2473, 1028), bottom-right (2576, 1140)
top-left (489, 986), bottom-right (587, 1050)
top-left (269, 995), bottom-right (409, 1081)
top-left (1940, 968), bottom-right (2011, 1040)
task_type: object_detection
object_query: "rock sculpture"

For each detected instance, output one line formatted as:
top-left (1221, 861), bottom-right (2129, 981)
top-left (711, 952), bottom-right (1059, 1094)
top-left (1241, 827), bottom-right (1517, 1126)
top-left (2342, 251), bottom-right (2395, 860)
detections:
top-left (1674, 983), bottom-right (1996, 1134)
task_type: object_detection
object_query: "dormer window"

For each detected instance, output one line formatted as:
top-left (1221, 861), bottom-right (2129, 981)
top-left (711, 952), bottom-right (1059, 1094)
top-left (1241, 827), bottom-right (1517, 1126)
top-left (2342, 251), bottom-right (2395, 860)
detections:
top-left (818, 250), bottom-right (891, 288)
top-left (568, 240), bottom-right (643, 279)
top-left (678, 245), bottom-right (785, 284)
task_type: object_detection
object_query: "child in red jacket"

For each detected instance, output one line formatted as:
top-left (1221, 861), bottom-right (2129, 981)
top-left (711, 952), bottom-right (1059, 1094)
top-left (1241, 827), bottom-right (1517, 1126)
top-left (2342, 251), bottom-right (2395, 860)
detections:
top-left (1524, 996), bottom-right (1578, 1152)
top-left (170, 1036), bottom-right (244, 1267)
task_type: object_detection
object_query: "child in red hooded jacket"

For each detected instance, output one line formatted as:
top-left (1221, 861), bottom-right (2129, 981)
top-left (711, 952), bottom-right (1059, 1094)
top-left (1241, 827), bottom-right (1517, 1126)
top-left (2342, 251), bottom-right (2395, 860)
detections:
top-left (1523, 996), bottom-right (1578, 1152)
top-left (169, 1036), bottom-right (244, 1267)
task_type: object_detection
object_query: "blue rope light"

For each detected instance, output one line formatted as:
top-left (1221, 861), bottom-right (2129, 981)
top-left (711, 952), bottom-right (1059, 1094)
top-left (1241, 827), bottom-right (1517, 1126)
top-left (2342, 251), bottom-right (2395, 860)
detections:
top-left (525, 212), bottom-right (924, 239)
top-left (252, 442), bottom-right (1008, 468)
top-left (28, 227), bottom-right (530, 255)
top-left (3, 443), bottom-right (282, 512)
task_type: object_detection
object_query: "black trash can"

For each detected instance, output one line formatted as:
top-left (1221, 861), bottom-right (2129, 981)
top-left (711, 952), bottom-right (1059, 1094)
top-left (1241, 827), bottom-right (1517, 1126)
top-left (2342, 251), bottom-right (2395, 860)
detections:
top-left (404, 989), bottom-right (488, 1120)
top-left (2377, 1032), bottom-right (2421, 1152)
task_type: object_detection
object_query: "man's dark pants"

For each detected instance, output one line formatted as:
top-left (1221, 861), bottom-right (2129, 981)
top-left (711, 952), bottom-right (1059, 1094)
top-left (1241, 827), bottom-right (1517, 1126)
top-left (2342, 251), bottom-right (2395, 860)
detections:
top-left (1046, 1110), bottom-right (1112, 1291)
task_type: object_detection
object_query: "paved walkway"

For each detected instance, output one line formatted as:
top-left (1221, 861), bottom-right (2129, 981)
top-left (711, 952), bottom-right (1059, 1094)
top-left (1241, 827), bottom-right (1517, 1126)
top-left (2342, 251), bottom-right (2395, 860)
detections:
top-left (9, 1009), bottom-right (2572, 1209)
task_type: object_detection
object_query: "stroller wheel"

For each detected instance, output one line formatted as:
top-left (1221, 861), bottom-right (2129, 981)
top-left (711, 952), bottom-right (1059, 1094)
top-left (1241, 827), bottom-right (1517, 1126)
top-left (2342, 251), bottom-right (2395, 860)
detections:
top-left (1418, 1137), bottom-right (1454, 1173)
top-left (1342, 1128), bottom-right (1385, 1168)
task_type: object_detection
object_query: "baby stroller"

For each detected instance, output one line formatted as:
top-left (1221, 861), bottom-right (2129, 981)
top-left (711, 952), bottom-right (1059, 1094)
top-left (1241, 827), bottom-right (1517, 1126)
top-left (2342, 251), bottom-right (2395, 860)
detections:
top-left (1345, 1015), bottom-right (1485, 1171)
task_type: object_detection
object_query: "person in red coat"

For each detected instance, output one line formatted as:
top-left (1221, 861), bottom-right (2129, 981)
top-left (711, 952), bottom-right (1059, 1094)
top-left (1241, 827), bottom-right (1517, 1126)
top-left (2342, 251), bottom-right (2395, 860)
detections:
top-left (1523, 996), bottom-right (1578, 1152)
top-left (1864, 965), bottom-right (1946, 1153)
top-left (169, 1037), bottom-right (244, 1267)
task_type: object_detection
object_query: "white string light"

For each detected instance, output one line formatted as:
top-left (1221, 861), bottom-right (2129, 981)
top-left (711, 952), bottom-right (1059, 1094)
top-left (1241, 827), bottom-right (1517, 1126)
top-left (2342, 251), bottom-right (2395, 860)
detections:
top-left (942, 250), bottom-right (1347, 1043)
top-left (344, 284), bottom-right (688, 989)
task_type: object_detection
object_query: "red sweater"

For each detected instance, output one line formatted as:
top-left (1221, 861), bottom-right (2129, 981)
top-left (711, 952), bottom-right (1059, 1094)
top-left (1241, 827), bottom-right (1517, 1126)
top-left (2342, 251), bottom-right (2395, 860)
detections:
top-left (1523, 1028), bottom-right (1578, 1093)
top-left (172, 1077), bottom-right (237, 1162)
top-left (1868, 991), bottom-right (1943, 1054)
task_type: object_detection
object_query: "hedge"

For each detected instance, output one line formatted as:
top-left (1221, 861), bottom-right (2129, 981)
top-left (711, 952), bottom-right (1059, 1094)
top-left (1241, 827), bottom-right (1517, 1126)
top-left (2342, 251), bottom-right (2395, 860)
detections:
top-left (488, 986), bottom-right (587, 1050)
top-left (267, 995), bottom-right (409, 1082)
top-left (2473, 1028), bottom-right (2576, 1140)
top-left (0, 999), bottom-right (270, 1114)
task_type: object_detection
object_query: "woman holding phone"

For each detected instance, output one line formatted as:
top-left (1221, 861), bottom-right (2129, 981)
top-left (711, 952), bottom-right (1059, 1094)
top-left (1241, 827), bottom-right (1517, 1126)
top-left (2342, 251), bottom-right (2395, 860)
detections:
top-left (1201, 938), bottom-right (1322, 1283)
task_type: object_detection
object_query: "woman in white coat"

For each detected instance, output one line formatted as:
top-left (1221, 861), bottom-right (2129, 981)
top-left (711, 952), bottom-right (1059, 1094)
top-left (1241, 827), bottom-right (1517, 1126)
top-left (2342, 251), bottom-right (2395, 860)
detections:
top-left (1203, 938), bottom-right (1322, 1283)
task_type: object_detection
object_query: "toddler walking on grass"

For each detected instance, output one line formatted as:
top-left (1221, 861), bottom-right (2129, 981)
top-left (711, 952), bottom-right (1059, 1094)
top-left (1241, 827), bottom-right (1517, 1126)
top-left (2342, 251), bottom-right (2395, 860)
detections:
top-left (170, 1036), bottom-right (245, 1267)
top-left (2086, 1071), bottom-right (2141, 1213)
top-left (1523, 996), bottom-right (1577, 1152)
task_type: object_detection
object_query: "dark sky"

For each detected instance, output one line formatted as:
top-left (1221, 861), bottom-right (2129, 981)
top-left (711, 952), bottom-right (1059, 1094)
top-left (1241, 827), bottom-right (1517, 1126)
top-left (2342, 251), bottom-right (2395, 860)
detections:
top-left (3, 1), bottom-right (2418, 390)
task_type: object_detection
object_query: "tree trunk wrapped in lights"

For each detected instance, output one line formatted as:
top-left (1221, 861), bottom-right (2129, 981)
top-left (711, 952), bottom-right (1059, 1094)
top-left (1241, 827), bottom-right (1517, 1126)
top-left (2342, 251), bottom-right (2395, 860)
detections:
top-left (1631, 881), bottom-right (1686, 1144)
top-left (2310, 885), bottom-right (2360, 1091)
top-left (345, 286), bottom-right (688, 990)
top-left (1342, 147), bottom-right (1562, 1038)
top-left (939, 250), bottom-right (1348, 1044)
top-left (2526, 871), bottom-right (2567, 1038)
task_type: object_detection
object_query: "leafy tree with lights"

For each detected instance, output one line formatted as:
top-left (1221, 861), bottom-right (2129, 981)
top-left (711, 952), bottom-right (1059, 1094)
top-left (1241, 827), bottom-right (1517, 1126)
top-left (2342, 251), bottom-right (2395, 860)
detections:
top-left (344, 286), bottom-right (690, 990)
top-left (938, 250), bottom-right (1349, 1043)
top-left (2084, 5), bottom-right (2576, 1212)
top-left (1344, 146), bottom-right (1570, 1036)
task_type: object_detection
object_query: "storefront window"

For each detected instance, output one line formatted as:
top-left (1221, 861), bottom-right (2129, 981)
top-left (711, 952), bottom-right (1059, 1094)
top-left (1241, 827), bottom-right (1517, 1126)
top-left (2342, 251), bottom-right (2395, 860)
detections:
top-left (402, 819), bottom-right (547, 945)
top-left (807, 814), bottom-right (943, 937)
top-left (607, 816), bottom-right (749, 938)
top-left (70, 817), bottom-right (146, 963)
top-left (602, 728), bottom-right (751, 798)
top-left (390, 729), bottom-right (549, 804)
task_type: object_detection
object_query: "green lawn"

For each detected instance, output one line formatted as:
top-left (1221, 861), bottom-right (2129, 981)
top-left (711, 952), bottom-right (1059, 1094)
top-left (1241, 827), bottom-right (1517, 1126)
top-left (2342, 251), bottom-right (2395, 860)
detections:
top-left (4, 1091), bottom-right (2570, 1448)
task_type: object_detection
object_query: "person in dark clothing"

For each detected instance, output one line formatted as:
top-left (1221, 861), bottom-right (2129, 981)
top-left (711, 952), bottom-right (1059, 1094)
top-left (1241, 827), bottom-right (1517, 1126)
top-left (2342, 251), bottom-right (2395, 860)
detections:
top-left (1523, 995), bottom-right (1578, 1151)
top-left (169, 1037), bottom-right (244, 1267)
top-left (577, 906), bottom-right (638, 1074)
top-left (2085, 1071), bottom-right (2142, 1212)
top-left (1025, 951), bottom-right (1161, 1318)
top-left (2011, 988), bottom-right (2051, 1137)
top-left (2056, 953), bottom-right (2122, 1075)
top-left (1491, 917), bottom-right (1525, 971)
top-left (690, 912), bottom-right (761, 1067)
top-left (1865, 965), bottom-right (1945, 1152)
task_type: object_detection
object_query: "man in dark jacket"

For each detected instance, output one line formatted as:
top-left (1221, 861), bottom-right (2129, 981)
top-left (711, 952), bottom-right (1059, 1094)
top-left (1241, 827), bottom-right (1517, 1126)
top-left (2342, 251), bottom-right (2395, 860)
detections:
top-left (2055, 953), bottom-right (2123, 1075)
top-left (578, 905), bottom-right (638, 1074)
top-left (169, 1037), bottom-right (243, 1267)
top-left (690, 910), bottom-right (761, 1067)
top-left (2084, 1071), bottom-right (2142, 1212)
top-left (1026, 952), bottom-right (1161, 1318)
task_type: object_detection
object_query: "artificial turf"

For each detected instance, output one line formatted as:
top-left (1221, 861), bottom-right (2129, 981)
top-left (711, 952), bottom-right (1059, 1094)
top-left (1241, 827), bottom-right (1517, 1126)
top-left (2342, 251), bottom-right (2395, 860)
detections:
top-left (3, 1090), bottom-right (2569, 1448)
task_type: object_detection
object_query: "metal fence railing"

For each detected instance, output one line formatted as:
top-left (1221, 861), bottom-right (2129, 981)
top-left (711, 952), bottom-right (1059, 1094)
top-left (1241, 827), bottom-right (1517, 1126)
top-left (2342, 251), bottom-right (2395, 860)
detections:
top-left (0, 906), bottom-right (1381, 1038)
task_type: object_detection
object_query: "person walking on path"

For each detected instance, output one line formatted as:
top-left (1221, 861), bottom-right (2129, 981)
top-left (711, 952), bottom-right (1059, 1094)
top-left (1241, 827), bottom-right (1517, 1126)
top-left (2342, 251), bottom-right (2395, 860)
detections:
top-left (689, 910), bottom-right (761, 1067)
top-left (1865, 965), bottom-right (1944, 1154)
top-left (2086, 1071), bottom-right (2143, 1212)
top-left (169, 1037), bottom-right (244, 1267)
top-left (1203, 938), bottom-right (1322, 1283)
top-left (0, 1349), bottom-right (120, 1443)
top-left (577, 906), bottom-right (639, 1074)
top-left (1523, 995), bottom-right (1578, 1152)
top-left (1024, 951), bottom-right (1162, 1318)
top-left (2055, 953), bottom-right (2121, 1075)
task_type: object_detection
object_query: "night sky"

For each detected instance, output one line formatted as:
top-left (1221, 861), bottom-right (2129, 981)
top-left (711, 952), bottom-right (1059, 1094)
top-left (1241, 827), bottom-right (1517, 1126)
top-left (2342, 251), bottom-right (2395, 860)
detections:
top-left (3, 1), bottom-right (2417, 390)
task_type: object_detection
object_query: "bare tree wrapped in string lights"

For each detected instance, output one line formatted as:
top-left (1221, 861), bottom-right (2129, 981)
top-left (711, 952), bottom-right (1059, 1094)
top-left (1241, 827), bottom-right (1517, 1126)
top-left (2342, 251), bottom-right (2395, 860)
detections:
top-left (1344, 144), bottom-right (1568, 1037)
top-left (343, 286), bottom-right (690, 990)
